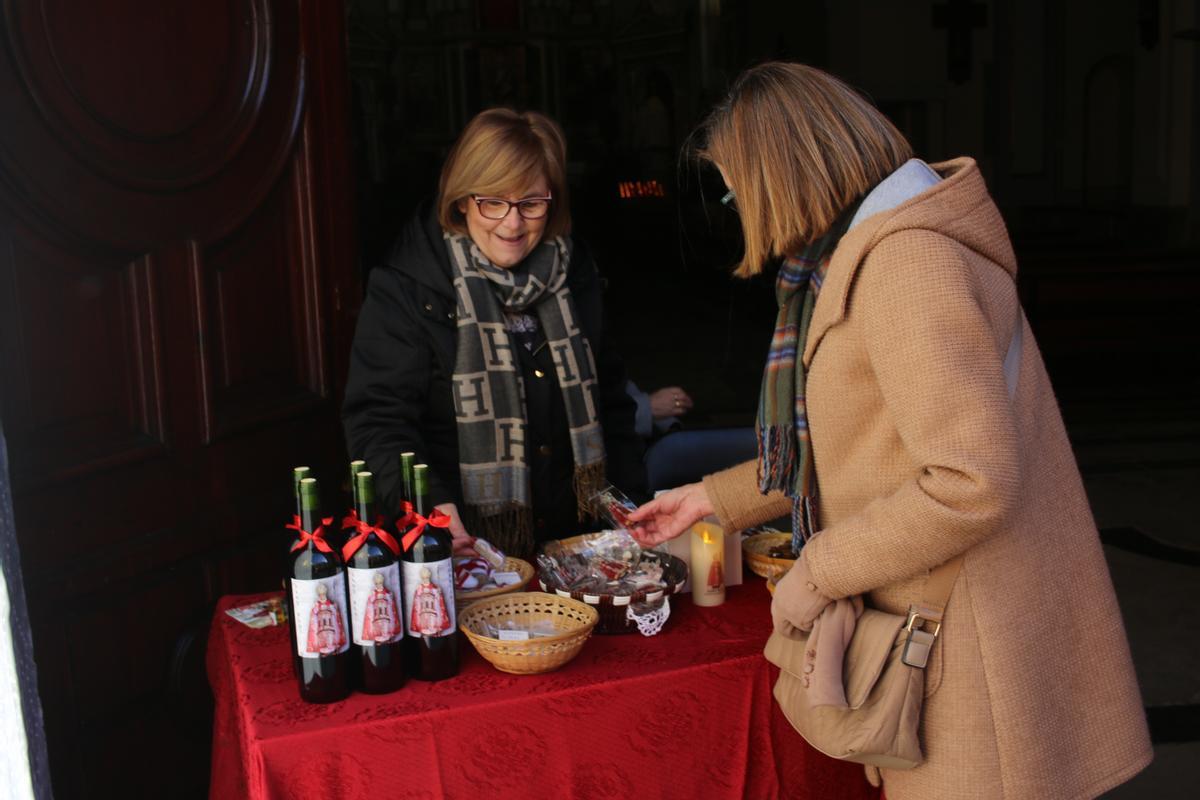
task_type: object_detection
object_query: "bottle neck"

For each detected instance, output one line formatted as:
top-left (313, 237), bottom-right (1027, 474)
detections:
top-left (412, 487), bottom-right (428, 518)
top-left (355, 497), bottom-right (375, 529)
top-left (299, 505), bottom-right (322, 537)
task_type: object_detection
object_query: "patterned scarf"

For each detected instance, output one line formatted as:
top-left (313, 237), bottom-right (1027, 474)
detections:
top-left (444, 233), bottom-right (606, 557)
top-left (757, 205), bottom-right (861, 555)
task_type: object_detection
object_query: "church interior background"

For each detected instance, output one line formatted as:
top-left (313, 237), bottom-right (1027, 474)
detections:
top-left (0, 0), bottom-right (1196, 796)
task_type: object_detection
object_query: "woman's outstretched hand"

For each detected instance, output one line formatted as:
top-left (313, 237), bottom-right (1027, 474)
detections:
top-left (626, 482), bottom-right (715, 546)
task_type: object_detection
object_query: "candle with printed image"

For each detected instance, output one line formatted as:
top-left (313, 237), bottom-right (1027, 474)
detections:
top-left (689, 520), bottom-right (726, 607)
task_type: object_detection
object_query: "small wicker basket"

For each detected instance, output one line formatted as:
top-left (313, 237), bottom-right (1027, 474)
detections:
top-left (742, 531), bottom-right (796, 579)
top-left (458, 592), bottom-right (598, 674)
top-left (455, 556), bottom-right (535, 610)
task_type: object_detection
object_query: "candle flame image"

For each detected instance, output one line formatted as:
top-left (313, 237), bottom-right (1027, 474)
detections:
top-left (702, 529), bottom-right (715, 545)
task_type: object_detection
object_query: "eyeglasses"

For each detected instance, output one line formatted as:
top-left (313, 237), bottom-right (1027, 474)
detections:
top-left (720, 190), bottom-right (736, 209)
top-left (471, 194), bottom-right (553, 220)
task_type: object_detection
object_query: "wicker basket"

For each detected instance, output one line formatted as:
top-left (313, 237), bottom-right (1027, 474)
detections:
top-left (537, 541), bottom-right (688, 635)
top-left (458, 592), bottom-right (598, 674)
top-left (455, 556), bottom-right (535, 610)
top-left (742, 531), bottom-right (796, 579)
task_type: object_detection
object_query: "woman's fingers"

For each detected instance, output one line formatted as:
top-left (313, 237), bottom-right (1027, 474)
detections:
top-left (435, 502), bottom-right (479, 556)
top-left (451, 535), bottom-right (479, 557)
top-left (627, 496), bottom-right (667, 523)
top-left (626, 484), bottom-right (715, 545)
top-left (648, 386), bottom-right (694, 419)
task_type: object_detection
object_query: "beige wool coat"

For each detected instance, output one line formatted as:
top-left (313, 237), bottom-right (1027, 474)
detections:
top-left (704, 159), bottom-right (1152, 799)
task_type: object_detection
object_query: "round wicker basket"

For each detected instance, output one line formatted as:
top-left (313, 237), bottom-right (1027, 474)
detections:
top-left (742, 531), bottom-right (796, 579)
top-left (454, 556), bottom-right (534, 610)
top-left (458, 592), bottom-right (598, 674)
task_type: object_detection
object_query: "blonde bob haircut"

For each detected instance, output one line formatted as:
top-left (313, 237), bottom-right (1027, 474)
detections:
top-left (437, 108), bottom-right (571, 237)
top-left (699, 62), bottom-right (912, 277)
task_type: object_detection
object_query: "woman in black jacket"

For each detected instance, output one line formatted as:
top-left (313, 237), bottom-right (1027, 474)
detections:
top-left (343, 108), bottom-right (646, 559)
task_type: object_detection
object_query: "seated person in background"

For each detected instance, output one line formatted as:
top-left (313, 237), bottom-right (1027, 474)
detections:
top-left (342, 108), bottom-right (647, 559)
top-left (625, 382), bottom-right (693, 439)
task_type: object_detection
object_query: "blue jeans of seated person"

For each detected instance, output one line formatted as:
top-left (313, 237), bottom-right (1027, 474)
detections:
top-left (644, 427), bottom-right (758, 494)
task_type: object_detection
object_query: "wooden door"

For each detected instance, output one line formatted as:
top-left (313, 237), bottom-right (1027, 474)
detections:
top-left (0, 1), bottom-right (358, 795)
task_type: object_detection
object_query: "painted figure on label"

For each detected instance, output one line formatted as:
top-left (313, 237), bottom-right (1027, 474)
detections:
top-left (361, 571), bottom-right (401, 643)
top-left (306, 583), bottom-right (346, 654)
top-left (411, 566), bottom-right (451, 635)
top-left (707, 553), bottom-right (724, 591)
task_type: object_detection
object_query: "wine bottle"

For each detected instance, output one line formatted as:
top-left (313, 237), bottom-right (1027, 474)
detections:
top-left (337, 459), bottom-right (367, 552)
top-left (293, 466), bottom-right (311, 514)
top-left (344, 470), bottom-right (406, 693)
top-left (399, 451), bottom-right (416, 509)
top-left (289, 466), bottom-right (310, 553)
top-left (285, 477), bottom-right (352, 703)
top-left (349, 460), bottom-right (366, 503)
top-left (401, 463), bottom-right (459, 680)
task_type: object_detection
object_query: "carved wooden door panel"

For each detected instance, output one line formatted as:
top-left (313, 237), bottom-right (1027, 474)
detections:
top-left (0, 1), bottom-right (357, 795)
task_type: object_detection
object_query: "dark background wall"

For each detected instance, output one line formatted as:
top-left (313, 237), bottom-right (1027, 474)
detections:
top-left (346, 0), bottom-right (1200, 429)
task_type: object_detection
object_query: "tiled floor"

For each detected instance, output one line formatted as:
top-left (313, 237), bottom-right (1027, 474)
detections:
top-left (1079, 417), bottom-right (1199, 798)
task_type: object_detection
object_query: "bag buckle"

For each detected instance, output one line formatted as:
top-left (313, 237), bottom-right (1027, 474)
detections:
top-left (901, 606), bottom-right (941, 669)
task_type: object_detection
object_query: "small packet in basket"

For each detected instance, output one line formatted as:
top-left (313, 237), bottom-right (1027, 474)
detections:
top-left (584, 528), bottom-right (643, 580)
top-left (484, 618), bottom-right (561, 640)
top-left (454, 557), bottom-right (492, 590)
top-left (591, 484), bottom-right (646, 532)
top-left (474, 537), bottom-right (507, 569)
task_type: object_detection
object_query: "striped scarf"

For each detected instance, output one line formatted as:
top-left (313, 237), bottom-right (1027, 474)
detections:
top-left (757, 205), bottom-right (860, 555)
top-left (444, 233), bottom-right (606, 559)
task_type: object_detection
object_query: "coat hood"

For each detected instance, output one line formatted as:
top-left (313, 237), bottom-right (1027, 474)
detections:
top-left (803, 158), bottom-right (1017, 366)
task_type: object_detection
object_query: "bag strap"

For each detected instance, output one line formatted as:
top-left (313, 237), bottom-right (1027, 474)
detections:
top-left (910, 297), bottom-right (1024, 625)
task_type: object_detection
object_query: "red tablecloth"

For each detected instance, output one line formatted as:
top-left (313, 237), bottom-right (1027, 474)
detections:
top-left (208, 581), bottom-right (880, 800)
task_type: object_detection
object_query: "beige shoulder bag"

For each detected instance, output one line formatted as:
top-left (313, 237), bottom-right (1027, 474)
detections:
top-left (763, 299), bottom-right (1023, 769)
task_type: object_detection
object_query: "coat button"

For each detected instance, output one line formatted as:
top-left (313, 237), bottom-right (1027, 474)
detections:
top-left (447, 312), bottom-right (456, 320)
top-left (804, 663), bottom-right (814, 674)
top-left (424, 303), bottom-right (434, 312)
top-left (534, 369), bottom-right (545, 378)
top-left (538, 445), bottom-right (552, 456)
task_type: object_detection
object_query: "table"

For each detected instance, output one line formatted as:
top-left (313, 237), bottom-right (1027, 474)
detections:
top-left (208, 581), bottom-right (881, 800)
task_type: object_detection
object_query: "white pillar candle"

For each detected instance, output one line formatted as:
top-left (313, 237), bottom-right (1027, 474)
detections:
top-left (690, 521), bottom-right (726, 607)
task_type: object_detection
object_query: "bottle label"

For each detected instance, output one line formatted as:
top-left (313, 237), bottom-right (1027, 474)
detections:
top-left (291, 575), bottom-right (350, 657)
top-left (401, 559), bottom-right (456, 638)
top-left (348, 564), bottom-right (404, 646)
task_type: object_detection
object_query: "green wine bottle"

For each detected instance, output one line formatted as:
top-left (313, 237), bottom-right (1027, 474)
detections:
top-left (284, 477), bottom-right (352, 703)
top-left (401, 463), bottom-right (459, 681)
top-left (399, 451), bottom-right (416, 510)
top-left (289, 466), bottom-right (311, 556)
top-left (345, 470), bottom-right (406, 693)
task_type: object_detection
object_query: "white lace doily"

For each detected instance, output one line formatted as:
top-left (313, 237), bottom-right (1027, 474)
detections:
top-left (626, 596), bottom-right (671, 636)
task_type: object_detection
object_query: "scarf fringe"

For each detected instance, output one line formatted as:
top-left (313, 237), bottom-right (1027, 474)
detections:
top-left (573, 461), bottom-right (608, 522)
top-left (757, 424), bottom-right (797, 494)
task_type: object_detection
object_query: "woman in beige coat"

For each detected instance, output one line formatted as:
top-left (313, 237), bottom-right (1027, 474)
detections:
top-left (629, 63), bottom-right (1151, 799)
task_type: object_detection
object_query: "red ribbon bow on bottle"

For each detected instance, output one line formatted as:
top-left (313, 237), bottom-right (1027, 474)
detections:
top-left (340, 510), bottom-right (401, 561)
top-left (396, 501), bottom-right (451, 552)
top-left (287, 515), bottom-right (335, 554)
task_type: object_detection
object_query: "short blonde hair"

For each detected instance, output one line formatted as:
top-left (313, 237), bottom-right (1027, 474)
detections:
top-left (437, 108), bottom-right (571, 237)
top-left (699, 63), bottom-right (912, 277)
